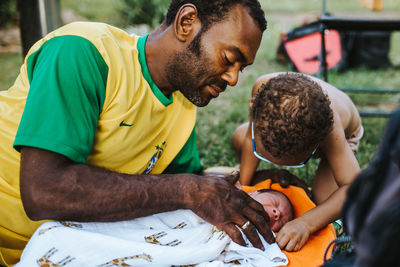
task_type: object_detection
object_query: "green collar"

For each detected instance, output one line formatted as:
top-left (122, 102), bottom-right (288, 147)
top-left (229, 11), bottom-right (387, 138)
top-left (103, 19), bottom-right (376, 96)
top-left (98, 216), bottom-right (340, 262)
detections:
top-left (137, 35), bottom-right (173, 107)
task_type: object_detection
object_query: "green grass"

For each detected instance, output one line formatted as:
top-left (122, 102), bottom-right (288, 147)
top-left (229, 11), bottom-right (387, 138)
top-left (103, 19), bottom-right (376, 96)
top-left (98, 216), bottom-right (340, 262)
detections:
top-left (1, 0), bottom-right (399, 185)
top-left (197, 6), bottom-right (399, 184)
top-left (263, 0), bottom-right (399, 14)
top-left (60, 0), bottom-right (127, 27)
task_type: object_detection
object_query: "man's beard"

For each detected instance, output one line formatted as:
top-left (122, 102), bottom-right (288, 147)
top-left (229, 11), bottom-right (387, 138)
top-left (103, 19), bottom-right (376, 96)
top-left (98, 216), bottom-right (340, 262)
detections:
top-left (165, 34), bottom-right (225, 107)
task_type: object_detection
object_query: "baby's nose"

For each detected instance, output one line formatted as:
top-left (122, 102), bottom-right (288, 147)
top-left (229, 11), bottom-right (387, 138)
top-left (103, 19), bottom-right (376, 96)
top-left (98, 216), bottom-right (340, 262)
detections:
top-left (272, 208), bottom-right (280, 221)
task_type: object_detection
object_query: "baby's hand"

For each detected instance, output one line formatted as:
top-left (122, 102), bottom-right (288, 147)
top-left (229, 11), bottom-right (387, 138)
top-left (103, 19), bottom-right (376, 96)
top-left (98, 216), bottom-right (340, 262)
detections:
top-left (275, 217), bottom-right (311, 252)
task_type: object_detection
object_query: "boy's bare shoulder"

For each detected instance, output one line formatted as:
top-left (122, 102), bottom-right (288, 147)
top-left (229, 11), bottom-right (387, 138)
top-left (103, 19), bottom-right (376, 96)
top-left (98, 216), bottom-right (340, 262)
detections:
top-left (308, 76), bottom-right (361, 136)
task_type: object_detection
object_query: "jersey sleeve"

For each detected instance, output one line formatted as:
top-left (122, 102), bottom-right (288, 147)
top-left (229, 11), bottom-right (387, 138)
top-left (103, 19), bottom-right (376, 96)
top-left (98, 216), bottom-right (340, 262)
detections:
top-left (163, 126), bottom-right (203, 174)
top-left (13, 35), bottom-right (108, 163)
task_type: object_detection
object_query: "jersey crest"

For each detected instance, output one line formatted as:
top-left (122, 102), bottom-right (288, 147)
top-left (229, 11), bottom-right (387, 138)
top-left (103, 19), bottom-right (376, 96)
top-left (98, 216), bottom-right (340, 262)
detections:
top-left (142, 141), bottom-right (167, 174)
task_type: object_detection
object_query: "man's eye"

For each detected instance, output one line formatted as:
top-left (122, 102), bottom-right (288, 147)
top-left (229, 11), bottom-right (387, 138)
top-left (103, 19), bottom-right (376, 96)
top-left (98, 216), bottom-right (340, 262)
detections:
top-left (225, 55), bottom-right (233, 65)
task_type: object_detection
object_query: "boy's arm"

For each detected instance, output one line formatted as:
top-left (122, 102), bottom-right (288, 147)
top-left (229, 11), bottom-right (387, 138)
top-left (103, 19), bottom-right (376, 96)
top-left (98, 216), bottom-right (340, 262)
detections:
top-left (320, 113), bottom-right (361, 188)
top-left (239, 123), bottom-right (260, 185)
top-left (239, 78), bottom-right (265, 186)
top-left (276, 112), bottom-right (360, 251)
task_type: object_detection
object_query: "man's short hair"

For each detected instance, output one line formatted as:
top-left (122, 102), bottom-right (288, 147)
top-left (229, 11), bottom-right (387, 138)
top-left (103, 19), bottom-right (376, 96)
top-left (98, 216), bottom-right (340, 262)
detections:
top-left (164, 0), bottom-right (267, 33)
top-left (252, 73), bottom-right (334, 159)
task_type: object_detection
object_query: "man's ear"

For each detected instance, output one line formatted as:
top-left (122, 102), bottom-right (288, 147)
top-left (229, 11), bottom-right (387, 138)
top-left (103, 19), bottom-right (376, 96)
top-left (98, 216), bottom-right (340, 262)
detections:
top-left (173, 4), bottom-right (200, 42)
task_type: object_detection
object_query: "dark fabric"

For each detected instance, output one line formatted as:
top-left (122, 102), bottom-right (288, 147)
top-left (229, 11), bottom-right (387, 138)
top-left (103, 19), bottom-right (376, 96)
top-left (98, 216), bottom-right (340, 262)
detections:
top-left (325, 108), bottom-right (400, 267)
top-left (276, 21), bottom-right (393, 73)
top-left (339, 30), bottom-right (392, 71)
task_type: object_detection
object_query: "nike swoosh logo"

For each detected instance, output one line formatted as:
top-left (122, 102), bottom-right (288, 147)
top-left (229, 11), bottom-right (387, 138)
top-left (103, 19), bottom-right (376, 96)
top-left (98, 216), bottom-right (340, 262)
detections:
top-left (120, 120), bottom-right (133, 127)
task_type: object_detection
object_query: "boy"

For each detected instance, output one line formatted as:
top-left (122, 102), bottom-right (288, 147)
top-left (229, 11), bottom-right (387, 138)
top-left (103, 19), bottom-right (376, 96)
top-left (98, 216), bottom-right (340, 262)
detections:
top-left (232, 72), bottom-right (362, 251)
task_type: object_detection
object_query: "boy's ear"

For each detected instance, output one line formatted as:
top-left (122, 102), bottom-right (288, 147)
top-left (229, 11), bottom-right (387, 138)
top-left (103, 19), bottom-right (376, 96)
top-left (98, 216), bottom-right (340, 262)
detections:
top-left (173, 4), bottom-right (200, 42)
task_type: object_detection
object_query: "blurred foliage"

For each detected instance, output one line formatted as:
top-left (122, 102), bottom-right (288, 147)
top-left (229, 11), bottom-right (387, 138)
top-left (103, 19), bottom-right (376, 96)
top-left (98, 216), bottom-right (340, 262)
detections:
top-left (0, 0), bottom-right (17, 28)
top-left (0, 52), bottom-right (21, 91)
top-left (60, 0), bottom-right (126, 27)
top-left (197, 12), bottom-right (399, 184)
top-left (119, 0), bottom-right (169, 28)
top-left (262, 0), bottom-right (399, 14)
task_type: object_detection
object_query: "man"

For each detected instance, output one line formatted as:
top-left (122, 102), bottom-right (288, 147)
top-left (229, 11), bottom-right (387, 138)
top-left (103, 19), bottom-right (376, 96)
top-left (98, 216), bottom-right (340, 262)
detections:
top-left (0, 1), bottom-right (270, 265)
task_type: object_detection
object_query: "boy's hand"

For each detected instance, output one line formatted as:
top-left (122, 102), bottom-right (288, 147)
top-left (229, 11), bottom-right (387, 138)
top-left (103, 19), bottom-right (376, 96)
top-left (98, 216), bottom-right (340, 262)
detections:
top-left (252, 169), bottom-right (312, 198)
top-left (275, 217), bottom-right (311, 251)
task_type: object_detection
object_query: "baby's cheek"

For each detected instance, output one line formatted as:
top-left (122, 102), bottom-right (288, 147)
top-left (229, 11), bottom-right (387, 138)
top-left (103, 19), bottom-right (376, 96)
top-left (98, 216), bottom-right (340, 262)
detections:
top-left (269, 221), bottom-right (281, 232)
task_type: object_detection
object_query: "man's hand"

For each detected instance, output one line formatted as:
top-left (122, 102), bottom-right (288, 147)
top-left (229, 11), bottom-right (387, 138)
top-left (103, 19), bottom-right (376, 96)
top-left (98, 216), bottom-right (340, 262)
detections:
top-left (252, 169), bottom-right (312, 198)
top-left (186, 171), bottom-right (275, 250)
top-left (275, 217), bottom-right (311, 252)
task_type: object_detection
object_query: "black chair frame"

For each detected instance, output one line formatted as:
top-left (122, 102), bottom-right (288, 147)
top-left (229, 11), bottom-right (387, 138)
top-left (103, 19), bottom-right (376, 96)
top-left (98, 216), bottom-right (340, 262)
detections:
top-left (319, 15), bottom-right (400, 117)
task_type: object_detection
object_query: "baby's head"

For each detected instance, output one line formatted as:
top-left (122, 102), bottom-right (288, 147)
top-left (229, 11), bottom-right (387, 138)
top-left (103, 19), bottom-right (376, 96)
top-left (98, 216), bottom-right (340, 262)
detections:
top-left (251, 73), bottom-right (333, 166)
top-left (248, 189), bottom-right (294, 232)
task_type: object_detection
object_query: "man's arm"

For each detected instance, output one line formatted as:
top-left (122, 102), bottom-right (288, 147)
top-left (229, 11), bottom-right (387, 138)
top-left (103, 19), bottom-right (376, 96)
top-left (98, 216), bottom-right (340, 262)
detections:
top-left (20, 146), bottom-right (275, 249)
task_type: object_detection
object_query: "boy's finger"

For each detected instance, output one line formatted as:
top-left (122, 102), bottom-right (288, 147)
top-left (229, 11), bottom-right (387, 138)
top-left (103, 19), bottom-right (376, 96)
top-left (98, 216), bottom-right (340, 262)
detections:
top-left (276, 231), bottom-right (290, 249)
top-left (283, 238), bottom-right (298, 252)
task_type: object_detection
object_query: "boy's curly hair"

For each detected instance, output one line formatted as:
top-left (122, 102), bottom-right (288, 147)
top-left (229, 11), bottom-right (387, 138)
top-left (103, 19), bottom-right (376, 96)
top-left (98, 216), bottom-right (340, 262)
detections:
top-left (251, 73), bottom-right (334, 159)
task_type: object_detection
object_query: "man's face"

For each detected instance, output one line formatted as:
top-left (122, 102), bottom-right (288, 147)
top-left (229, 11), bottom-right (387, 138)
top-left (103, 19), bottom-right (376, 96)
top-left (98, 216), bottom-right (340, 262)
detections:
top-left (249, 190), bottom-right (293, 232)
top-left (165, 4), bottom-right (262, 107)
top-left (165, 32), bottom-right (225, 107)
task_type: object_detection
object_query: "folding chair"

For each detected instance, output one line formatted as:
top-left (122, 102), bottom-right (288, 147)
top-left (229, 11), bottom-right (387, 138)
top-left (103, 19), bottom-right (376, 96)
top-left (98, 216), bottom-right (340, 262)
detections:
top-left (318, 0), bottom-right (400, 117)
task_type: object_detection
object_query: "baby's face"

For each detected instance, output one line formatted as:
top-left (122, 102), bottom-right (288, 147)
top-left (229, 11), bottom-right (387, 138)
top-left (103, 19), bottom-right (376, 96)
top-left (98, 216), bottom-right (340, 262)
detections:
top-left (249, 190), bottom-right (293, 232)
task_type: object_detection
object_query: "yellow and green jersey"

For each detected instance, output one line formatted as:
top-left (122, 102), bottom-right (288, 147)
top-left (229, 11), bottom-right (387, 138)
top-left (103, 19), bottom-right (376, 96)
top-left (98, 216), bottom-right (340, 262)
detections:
top-left (0, 21), bottom-right (202, 266)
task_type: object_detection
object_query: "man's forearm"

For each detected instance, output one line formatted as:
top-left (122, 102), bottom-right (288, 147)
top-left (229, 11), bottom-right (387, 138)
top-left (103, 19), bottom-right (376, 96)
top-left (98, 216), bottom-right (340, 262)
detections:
top-left (20, 146), bottom-right (277, 249)
top-left (20, 147), bottom-right (194, 222)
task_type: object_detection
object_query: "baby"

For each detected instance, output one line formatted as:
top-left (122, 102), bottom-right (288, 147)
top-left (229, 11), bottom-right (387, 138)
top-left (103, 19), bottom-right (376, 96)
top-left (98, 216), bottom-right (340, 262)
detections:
top-left (15, 189), bottom-right (292, 266)
top-left (248, 189), bottom-right (294, 232)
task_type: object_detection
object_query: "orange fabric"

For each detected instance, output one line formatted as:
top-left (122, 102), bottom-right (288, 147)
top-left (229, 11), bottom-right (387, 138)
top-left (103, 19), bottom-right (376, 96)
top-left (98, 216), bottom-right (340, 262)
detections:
top-left (284, 30), bottom-right (342, 75)
top-left (242, 180), bottom-right (336, 267)
top-left (357, 0), bottom-right (383, 11)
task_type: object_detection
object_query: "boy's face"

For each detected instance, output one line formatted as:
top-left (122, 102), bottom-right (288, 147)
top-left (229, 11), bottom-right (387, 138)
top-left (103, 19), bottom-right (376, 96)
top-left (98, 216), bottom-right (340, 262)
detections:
top-left (248, 190), bottom-right (293, 232)
top-left (253, 127), bottom-right (317, 168)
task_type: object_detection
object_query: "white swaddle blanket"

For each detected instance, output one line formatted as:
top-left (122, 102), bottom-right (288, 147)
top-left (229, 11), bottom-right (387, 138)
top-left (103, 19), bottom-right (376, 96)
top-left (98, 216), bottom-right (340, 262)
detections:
top-left (16, 209), bottom-right (288, 267)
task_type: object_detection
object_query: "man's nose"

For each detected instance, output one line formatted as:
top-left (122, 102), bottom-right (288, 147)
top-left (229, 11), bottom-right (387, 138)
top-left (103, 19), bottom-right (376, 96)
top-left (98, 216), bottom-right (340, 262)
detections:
top-left (221, 65), bottom-right (240, 86)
